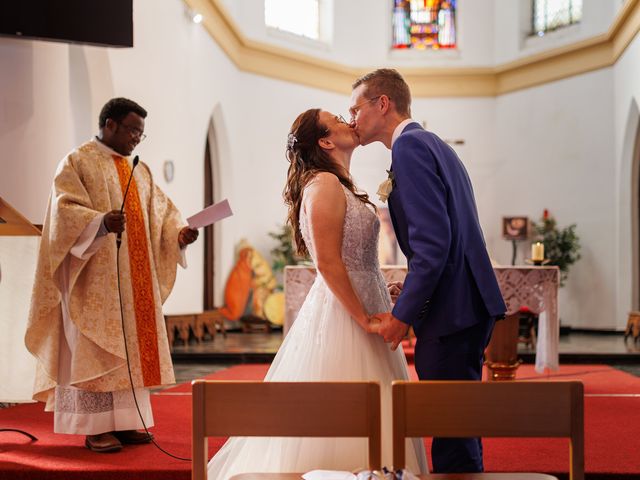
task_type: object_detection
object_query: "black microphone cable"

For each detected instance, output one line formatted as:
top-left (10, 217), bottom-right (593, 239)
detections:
top-left (116, 155), bottom-right (138, 249)
top-left (114, 156), bottom-right (190, 462)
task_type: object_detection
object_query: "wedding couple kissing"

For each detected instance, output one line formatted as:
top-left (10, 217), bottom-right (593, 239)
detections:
top-left (207, 68), bottom-right (507, 478)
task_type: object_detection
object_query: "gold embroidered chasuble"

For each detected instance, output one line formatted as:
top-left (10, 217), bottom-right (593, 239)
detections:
top-left (25, 139), bottom-right (183, 405)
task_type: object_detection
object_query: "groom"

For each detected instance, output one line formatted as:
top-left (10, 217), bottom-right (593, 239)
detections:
top-left (350, 69), bottom-right (506, 473)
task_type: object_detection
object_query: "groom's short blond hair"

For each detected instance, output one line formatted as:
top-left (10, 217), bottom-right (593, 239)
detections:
top-left (352, 69), bottom-right (411, 117)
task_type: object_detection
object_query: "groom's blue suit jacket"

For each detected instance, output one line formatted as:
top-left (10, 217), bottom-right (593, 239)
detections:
top-left (389, 123), bottom-right (506, 338)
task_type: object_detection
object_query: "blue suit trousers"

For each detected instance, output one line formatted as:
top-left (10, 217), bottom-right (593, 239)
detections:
top-left (414, 318), bottom-right (496, 473)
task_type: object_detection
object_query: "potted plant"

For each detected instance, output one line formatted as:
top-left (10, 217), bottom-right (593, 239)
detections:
top-left (268, 224), bottom-right (310, 288)
top-left (532, 209), bottom-right (581, 287)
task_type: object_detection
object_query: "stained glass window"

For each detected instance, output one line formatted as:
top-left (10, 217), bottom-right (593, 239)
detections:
top-left (392, 0), bottom-right (457, 50)
top-left (265, 0), bottom-right (320, 40)
top-left (532, 0), bottom-right (583, 35)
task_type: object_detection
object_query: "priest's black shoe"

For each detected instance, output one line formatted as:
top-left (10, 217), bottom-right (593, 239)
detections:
top-left (85, 433), bottom-right (123, 453)
top-left (112, 429), bottom-right (154, 444)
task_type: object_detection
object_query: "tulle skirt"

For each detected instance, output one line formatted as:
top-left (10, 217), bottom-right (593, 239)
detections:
top-left (207, 272), bottom-right (428, 479)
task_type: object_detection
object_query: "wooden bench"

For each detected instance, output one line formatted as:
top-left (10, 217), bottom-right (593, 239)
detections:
top-left (165, 314), bottom-right (196, 347)
top-left (165, 309), bottom-right (228, 348)
top-left (196, 309), bottom-right (227, 340)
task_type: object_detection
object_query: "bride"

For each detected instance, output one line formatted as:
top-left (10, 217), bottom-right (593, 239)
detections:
top-left (207, 108), bottom-right (428, 479)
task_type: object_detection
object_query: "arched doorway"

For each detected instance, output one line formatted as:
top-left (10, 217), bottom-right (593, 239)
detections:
top-left (632, 114), bottom-right (640, 312)
top-left (203, 119), bottom-right (221, 310)
top-left (618, 98), bottom-right (640, 329)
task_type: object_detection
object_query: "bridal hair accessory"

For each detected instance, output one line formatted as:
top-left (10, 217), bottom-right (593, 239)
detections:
top-left (377, 169), bottom-right (394, 203)
top-left (287, 133), bottom-right (298, 151)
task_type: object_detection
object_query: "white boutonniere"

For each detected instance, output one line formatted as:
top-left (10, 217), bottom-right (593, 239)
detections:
top-left (377, 169), bottom-right (394, 203)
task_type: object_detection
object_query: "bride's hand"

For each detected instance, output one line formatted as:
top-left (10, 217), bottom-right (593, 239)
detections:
top-left (366, 315), bottom-right (382, 334)
top-left (387, 281), bottom-right (403, 304)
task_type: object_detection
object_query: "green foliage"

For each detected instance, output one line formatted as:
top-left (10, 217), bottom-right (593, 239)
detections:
top-left (532, 210), bottom-right (581, 287)
top-left (268, 224), bottom-right (308, 274)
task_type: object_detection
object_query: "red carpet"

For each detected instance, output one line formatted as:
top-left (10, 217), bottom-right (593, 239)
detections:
top-left (1, 364), bottom-right (639, 479)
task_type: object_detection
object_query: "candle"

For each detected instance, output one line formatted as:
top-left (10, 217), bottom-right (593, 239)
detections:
top-left (531, 242), bottom-right (544, 262)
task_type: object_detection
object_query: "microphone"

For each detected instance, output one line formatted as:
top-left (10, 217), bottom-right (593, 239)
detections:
top-left (116, 155), bottom-right (139, 249)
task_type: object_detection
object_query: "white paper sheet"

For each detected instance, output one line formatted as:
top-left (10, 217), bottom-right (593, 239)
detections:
top-left (302, 471), bottom-right (356, 480)
top-left (187, 199), bottom-right (233, 229)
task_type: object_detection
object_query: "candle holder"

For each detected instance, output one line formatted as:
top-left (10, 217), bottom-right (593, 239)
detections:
top-left (525, 258), bottom-right (551, 266)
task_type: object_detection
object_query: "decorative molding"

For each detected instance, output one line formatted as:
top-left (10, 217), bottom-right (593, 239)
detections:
top-left (184, 0), bottom-right (640, 97)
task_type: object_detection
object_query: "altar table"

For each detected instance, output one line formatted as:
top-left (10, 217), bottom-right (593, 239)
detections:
top-left (284, 265), bottom-right (560, 377)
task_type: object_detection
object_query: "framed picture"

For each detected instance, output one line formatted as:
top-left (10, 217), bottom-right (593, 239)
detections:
top-left (502, 216), bottom-right (529, 241)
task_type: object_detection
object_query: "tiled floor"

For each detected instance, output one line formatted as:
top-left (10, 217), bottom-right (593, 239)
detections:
top-left (170, 329), bottom-right (640, 384)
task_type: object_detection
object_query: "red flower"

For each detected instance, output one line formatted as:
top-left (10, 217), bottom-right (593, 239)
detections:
top-left (543, 209), bottom-right (549, 220)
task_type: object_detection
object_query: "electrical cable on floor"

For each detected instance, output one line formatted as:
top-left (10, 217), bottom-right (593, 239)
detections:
top-left (116, 240), bottom-right (191, 461)
top-left (116, 218), bottom-right (190, 461)
top-left (0, 429), bottom-right (37, 441)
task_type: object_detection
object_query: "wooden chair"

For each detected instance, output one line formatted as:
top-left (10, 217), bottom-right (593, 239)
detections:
top-left (392, 381), bottom-right (584, 480)
top-left (192, 381), bottom-right (381, 480)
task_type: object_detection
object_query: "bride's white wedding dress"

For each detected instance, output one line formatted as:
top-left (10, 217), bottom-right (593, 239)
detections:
top-left (207, 183), bottom-right (428, 479)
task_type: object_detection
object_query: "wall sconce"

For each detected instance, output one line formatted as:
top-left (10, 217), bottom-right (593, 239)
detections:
top-left (163, 160), bottom-right (175, 183)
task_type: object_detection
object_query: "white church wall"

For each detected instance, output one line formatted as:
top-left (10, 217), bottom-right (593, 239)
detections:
top-left (0, 39), bottom-right (76, 222)
top-left (493, 68), bottom-right (616, 329)
top-left (613, 31), bottom-right (640, 330)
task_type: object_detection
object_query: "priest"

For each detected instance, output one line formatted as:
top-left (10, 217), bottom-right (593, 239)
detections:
top-left (25, 97), bottom-right (198, 453)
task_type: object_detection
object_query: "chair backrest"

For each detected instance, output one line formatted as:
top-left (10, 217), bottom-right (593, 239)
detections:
top-left (192, 380), bottom-right (381, 480)
top-left (392, 381), bottom-right (584, 480)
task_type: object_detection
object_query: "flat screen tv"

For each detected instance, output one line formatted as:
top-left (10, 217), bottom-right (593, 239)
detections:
top-left (0, 0), bottom-right (133, 48)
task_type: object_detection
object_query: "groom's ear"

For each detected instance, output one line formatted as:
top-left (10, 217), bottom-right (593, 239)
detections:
top-left (379, 95), bottom-right (391, 114)
top-left (318, 138), bottom-right (335, 150)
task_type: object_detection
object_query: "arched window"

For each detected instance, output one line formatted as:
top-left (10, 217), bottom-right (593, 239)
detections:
top-left (265, 0), bottom-right (320, 40)
top-left (532, 0), bottom-right (583, 36)
top-left (392, 0), bottom-right (456, 50)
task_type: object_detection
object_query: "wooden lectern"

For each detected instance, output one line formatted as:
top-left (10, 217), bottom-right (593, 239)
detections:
top-left (0, 197), bottom-right (41, 237)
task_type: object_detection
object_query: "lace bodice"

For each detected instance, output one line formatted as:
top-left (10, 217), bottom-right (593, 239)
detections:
top-left (300, 182), bottom-right (380, 273)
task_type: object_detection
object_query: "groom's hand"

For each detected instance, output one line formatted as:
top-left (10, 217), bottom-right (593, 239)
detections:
top-left (375, 312), bottom-right (410, 351)
top-left (387, 281), bottom-right (403, 303)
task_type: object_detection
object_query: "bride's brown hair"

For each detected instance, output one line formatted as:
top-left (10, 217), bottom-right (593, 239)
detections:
top-left (284, 108), bottom-right (375, 257)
